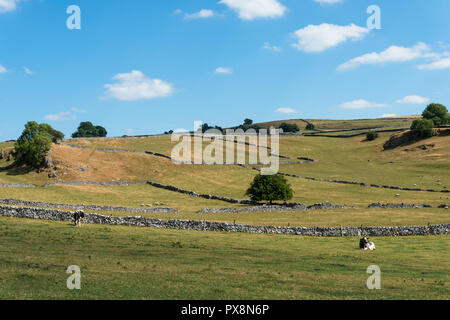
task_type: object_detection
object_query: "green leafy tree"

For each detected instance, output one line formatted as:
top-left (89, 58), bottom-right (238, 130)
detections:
top-left (95, 126), bottom-right (108, 137)
top-left (422, 103), bottom-right (449, 126)
top-left (279, 123), bottom-right (300, 133)
top-left (244, 118), bottom-right (253, 126)
top-left (410, 118), bottom-right (435, 138)
top-left (13, 121), bottom-right (53, 168)
top-left (72, 122), bottom-right (107, 138)
top-left (245, 174), bottom-right (294, 204)
top-left (305, 123), bottom-right (315, 130)
top-left (39, 123), bottom-right (65, 143)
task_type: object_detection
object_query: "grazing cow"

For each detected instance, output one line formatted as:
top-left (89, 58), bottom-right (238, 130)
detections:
top-left (73, 210), bottom-right (85, 227)
top-left (359, 237), bottom-right (376, 251)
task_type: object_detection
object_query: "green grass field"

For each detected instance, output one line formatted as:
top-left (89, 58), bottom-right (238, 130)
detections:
top-left (0, 117), bottom-right (449, 299)
top-left (0, 218), bottom-right (448, 300)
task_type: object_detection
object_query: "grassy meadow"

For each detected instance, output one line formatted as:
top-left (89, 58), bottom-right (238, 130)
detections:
top-left (0, 217), bottom-right (448, 300)
top-left (0, 117), bottom-right (449, 299)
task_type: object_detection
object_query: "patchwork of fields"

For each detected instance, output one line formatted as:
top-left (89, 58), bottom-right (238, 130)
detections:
top-left (0, 118), bottom-right (449, 299)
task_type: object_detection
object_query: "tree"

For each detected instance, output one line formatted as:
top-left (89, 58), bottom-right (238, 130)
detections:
top-left (305, 123), bottom-right (315, 130)
top-left (422, 103), bottom-right (449, 126)
top-left (410, 118), bottom-right (435, 138)
top-left (39, 123), bottom-right (65, 143)
top-left (72, 122), bottom-right (107, 138)
top-left (95, 126), bottom-right (107, 137)
top-left (13, 121), bottom-right (53, 168)
top-left (244, 118), bottom-right (253, 126)
top-left (279, 123), bottom-right (300, 133)
top-left (245, 174), bottom-right (293, 204)
top-left (366, 131), bottom-right (379, 141)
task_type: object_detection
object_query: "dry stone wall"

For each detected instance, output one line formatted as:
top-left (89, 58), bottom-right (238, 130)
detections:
top-left (0, 205), bottom-right (448, 237)
top-left (0, 199), bottom-right (177, 214)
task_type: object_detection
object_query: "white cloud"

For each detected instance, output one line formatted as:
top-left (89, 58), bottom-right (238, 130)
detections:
top-left (0, 0), bottom-right (18, 13)
top-left (337, 42), bottom-right (430, 71)
top-left (292, 23), bottom-right (369, 53)
top-left (215, 67), bottom-right (233, 74)
top-left (103, 70), bottom-right (174, 101)
top-left (381, 114), bottom-right (397, 118)
top-left (43, 108), bottom-right (86, 122)
top-left (396, 95), bottom-right (430, 105)
top-left (218, 0), bottom-right (287, 20)
top-left (263, 42), bottom-right (282, 52)
top-left (23, 66), bottom-right (33, 75)
top-left (338, 99), bottom-right (386, 110)
top-left (314, 0), bottom-right (344, 4)
top-left (0, 64), bottom-right (7, 73)
top-left (44, 112), bottom-right (75, 122)
top-left (275, 107), bottom-right (298, 114)
top-left (174, 9), bottom-right (182, 15)
top-left (417, 58), bottom-right (450, 70)
top-left (184, 9), bottom-right (215, 19)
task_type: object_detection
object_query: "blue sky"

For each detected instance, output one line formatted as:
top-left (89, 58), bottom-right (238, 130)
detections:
top-left (0, 0), bottom-right (449, 140)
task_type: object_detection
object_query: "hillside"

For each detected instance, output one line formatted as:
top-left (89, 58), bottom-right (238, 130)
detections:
top-left (1, 126), bottom-right (449, 228)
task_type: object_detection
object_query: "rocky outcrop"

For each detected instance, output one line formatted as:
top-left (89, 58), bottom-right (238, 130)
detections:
top-left (1, 205), bottom-right (448, 237)
top-left (383, 128), bottom-right (450, 150)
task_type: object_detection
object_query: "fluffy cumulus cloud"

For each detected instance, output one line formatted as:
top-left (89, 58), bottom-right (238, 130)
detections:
top-left (0, 64), bottom-right (7, 73)
top-left (0, 0), bottom-right (18, 13)
top-left (275, 108), bottom-right (298, 114)
top-left (184, 9), bottom-right (215, 19)
top-left (396, 95), bottom-right (430, 105)
top-left (103, 70), bottom-right (174, 101)
top-left (337, 42), bottom-right (430, 71)
top-left (338, 99), bottom-right (386, 110)
top-left (218, 0), bottom-right (287, 20)
top-left (215, 67), bottom-right (233, 74)
top-left (292, 23), bottom-right (369, 53)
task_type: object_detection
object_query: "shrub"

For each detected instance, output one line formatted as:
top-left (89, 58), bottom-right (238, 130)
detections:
top-left (279, 123), bottom-right (300, 133)
top-left (422, 103), bottom-right (449, 126)
top-left (366, 131), bottom-right (379, 141)
top-left (410, 119), bottom-right (435, 138)
top-left (13, 121), bottom-right (56, 168)
top-left (245, 174), bottom-right (294, 204)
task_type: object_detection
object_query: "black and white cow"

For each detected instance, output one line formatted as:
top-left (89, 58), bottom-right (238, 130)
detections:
top-left (359, 237), bottom-right (376, 250)
top-left (73, 210), bottom-right (85, 227)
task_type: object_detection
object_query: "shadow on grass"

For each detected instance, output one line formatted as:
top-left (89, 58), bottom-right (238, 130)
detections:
top-left (0, 162), bottom-right (35, 176)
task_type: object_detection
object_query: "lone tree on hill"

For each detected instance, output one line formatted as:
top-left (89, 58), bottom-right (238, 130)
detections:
top-left (305, 123), bottom-right (315, 131)
top-left (279, 123), bottom-right (300, 133)
top-left (245, 174), bottom-right (294, 204)
top-left (13, 121), bottom-right (64, 168)
top-left (422, 103), bottom-right (449, 127)
top-left (244, 118), bottom-right (253, 126)
top-left (72, 122), bottom-right (107, 138)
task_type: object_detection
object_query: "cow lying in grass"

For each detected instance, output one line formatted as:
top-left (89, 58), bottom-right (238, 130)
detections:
top-left (359, 237), bottom-right (376, 251)
top-left (73, 210), bottom-right (85, 227)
